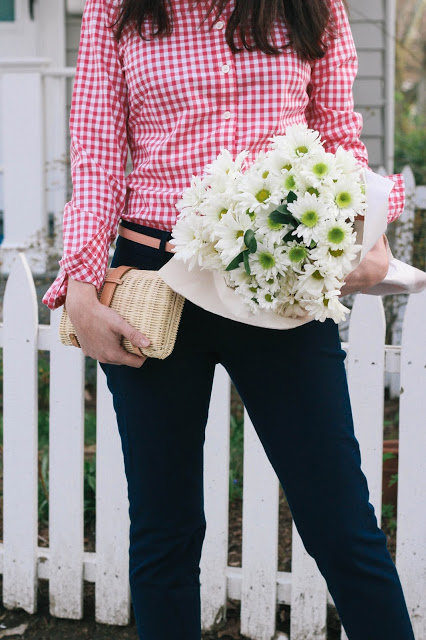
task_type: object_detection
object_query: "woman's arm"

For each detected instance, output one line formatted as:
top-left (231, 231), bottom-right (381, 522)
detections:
top-left (305, 0), bottom-right (405, 224)
top-left (43, 0), bottom-right (148, 366)
top-left (42, 0), bottom-right (129, 311)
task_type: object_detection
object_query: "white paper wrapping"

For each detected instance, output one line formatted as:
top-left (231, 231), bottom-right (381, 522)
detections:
top-left (159, 170), bottom-right (426, 329)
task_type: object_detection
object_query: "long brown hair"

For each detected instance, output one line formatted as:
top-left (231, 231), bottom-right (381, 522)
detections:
top-left (112, 0), bottom-right (346, 60)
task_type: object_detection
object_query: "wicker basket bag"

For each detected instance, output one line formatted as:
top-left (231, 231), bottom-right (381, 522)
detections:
top-left (59, 265), bottom-right (185, 359)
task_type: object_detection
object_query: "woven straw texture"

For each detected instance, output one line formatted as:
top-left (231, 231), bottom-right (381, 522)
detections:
top-left (59, 269), bottom-right (185, 359)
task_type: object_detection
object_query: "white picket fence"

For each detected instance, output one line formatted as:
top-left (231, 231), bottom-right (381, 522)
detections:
top-left (0, 253), bottom-right (425, 640)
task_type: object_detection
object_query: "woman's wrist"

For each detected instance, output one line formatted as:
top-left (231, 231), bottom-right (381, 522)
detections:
top-left (66, 277), bottom-right (99, 307)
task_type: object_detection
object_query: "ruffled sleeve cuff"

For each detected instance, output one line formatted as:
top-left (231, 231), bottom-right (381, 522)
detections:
top-left (386, 173), bottom-right (405, 224)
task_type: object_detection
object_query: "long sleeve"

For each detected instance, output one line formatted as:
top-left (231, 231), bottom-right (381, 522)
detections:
top-left (305, 0), bottom-right (404, 225)
top-left (42, 0), bottom-right (129, 310)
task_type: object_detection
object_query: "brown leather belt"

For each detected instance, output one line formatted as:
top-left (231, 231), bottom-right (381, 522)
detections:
top-left (118, 223), bottom-right (175, 253)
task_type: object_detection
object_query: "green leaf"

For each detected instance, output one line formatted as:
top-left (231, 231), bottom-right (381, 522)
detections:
top-left (225, 251), bottom-right (245, 271)
top-left (243, 250), bottom-right (251, 275)
top-left (309, 240), bottom-right (317, 249)
top-left (388, 472), bottom-right (398, 487)
top-left (283, 230), bottom-right (296, 242)
top-left (269, 210), bottom-right (295, 225)
top-left (275, 204), bottom-right (290, 215)
top-left (244, 229), bottom-right (257, 253)
top-left (287, 190), bottom-right (297, 203)
top-left (383, 452), bottom-right (396, 462)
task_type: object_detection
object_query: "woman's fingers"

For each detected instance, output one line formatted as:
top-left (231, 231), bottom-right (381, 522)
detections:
top-left (65, 281), bottom-right (149, 367)
top-left (339, 233), bottom-right (389, 297)
top-left (112, 313), bottom-right (151, 350)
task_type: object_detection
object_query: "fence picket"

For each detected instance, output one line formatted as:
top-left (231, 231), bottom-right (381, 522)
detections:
top-left (290, 529), bottom-right (327, 640)
top-left (396, 290), bottom-right (426, 639)
top-left (240, 409), bottom-right (279, 640)
top-left (48, 308), bottom-right (85, 618)
top-left (347, 294), bottom-right (386, 523)
top-left (2, 254), bottom-right (39, 612)
top-left (201, 365), bottom-right (231, 629)
top-left (0, 254), bottom-right (425, 636)
top-left (94, 364), bottom-right (131, 625)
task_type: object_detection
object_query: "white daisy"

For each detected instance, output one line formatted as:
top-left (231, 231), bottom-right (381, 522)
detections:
top-left (299, 150), bottom-right (340, 188)
top-left (171, 213), bottom-right (206, 270)
top-left (204, 148), bottom-right (250, 178)
top-left (331, 176), bottom-right (366, 220)
top-left (236, 171), bottom-right (283, 215)
top-left (262, 148), bottom-right (294, 176)
top-left (249, 240), bottom-right (291, 280)
top-left (277, 166), bottom-right (308, 195)
top-left (254, 208), bottom-right (290, 244)
top-left (334, 146), bottom-right (364, 177)
top-left (175, 174), bottom-right (209, 214)
top-left (281, 240), bottom-right (310, 273)
top-left (287, 192), bottom-right (329, 245)
top-left (214, 210), bottom-right (253, 265)
top-left (200, 242), bottom-right (224, 271)
top-left (317, 218), bottom-right (357, 252)
top-left (257, 288), bottom-right (280, 312)
top-left (269, 123), bottom-right (323, 160)
top-left (302, 291), bottom-right (350, 323)
top-left (309, 241), bottom-right (362, 278)
top-left (295, 262), bottom-right (341, 298)
top-left (276, 294), bottom-right (308, 318)
top-left (198, 193), bottom-right (234, 230)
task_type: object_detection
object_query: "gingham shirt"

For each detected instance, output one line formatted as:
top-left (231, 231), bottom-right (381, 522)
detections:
top-left (43, 0), bottom-right (405, 310)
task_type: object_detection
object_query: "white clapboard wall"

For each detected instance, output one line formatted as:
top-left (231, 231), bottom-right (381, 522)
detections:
top-left (0, 253), bottom-right (425, 639)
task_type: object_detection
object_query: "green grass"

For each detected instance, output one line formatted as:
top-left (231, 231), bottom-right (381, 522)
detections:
top-left (229, 414), bottom-right (244, 503)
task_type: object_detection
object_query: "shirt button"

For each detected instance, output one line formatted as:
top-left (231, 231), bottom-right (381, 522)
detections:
top-left (214, 20), bottom-right (225, 29)
top-left (221, 64), bottom-right (230, 74)
top-left (223, 111), bottom-right (231, 119)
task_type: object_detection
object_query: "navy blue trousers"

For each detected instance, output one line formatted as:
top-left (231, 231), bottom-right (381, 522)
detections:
top-left (100, 223), bottom-right (415, 640)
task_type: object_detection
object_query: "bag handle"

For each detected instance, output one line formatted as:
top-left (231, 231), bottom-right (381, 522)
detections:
top-left (99, 265), bottom-right (136, 307)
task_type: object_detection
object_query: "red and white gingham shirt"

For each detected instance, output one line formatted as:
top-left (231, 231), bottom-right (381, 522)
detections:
top-left (43, 0), bottom-right (405, 310)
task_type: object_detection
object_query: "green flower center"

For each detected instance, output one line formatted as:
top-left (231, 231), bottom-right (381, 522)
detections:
top-left (295, 145), bottom-right (308, 155)
top-left (306, 187), bottom-right (320, 196)
top-left (266, 278), bottom-right (275, 284)
top-left (284, 175), bottom-right (296, 190)
top-left (335, 191), bottom-right (352, 208)
top-left (312, 162), bottom-right (328, 178)
top-left (267, 217), bottom-right (283, 230)
top-left (300, 210), bottom-right (319, 228)
top-left (249, 286), bottom-right (258, 293)
top-left (329, 248), bottom-right (344, 257)
top-left (236, 230), bottom-right (244, 238)
top-left (256, 189), bottom-right (270, 203)
top-left (327, 226), bottom-right (345, 245)
top-left (265, 293), bottom-right (273, 302)
top-left (282, 163), bottom-right (292, 171)
top-left (288, 246), bottom-right (307, 263)
top-left (312, 269), bottom-right (324, 280)
top-left (323, 297), bottom-right (329, 307)
top-left (219, 208), bottom-right (227, 219)
top-left (262, 170), bottom-right (269, 179)
top-left (246, 208), bottom-right (256, 220)
top-left (259, 252), bottom-right (275, 269)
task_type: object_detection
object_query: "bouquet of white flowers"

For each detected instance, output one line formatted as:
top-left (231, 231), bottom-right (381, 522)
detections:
top-left (170, 124), bottom-right (368, 323)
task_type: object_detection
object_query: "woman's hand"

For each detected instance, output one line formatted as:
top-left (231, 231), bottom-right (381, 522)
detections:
top-left (65, 278), bottom-right (149, 367)
top-left (339, 233), bottom-right (390, 297)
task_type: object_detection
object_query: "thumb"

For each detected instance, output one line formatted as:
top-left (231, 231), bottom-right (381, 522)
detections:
top-left (114, 316), bottom-right (151, 351)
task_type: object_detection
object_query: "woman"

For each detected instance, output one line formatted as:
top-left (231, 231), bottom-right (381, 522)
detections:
top-left (43, 0), bottom-right (414, 638)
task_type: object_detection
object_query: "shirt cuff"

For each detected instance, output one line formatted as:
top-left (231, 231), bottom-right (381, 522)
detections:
top-left (42, 225), bottom-right (111, 310)
top-left (386, 173), bottom-right (405, 224)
